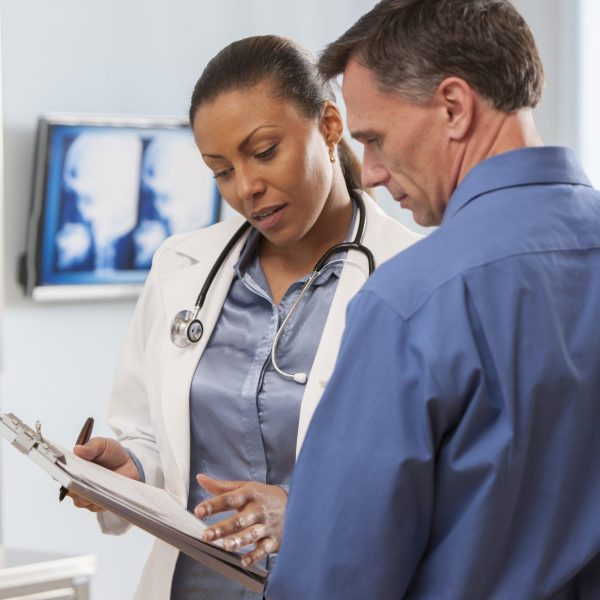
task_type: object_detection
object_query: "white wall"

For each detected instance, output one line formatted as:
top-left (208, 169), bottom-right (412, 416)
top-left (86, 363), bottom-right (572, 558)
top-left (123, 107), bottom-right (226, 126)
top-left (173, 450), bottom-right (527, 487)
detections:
top-left (513, 0), bottom-right (580, 150)
top-left (579, 0), bottom-right (600, 186)
top-left (0, 7), bottom-right (4, 562)
top-left (0, 1), bottom-right (580, 599)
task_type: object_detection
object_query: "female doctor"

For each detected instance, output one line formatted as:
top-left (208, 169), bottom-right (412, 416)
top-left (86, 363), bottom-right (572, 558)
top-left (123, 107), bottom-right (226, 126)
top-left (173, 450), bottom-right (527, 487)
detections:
top-left (71, 35), bottom-right (420, 599)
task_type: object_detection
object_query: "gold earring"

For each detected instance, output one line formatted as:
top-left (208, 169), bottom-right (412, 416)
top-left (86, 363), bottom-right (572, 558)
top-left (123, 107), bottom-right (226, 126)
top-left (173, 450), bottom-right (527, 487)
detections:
top-left (329, 145), bottom-right (336, 163)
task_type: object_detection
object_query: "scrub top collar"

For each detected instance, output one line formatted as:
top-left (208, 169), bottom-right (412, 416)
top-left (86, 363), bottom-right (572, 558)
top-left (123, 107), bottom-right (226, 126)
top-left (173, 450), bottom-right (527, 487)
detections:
top-left (233, 199), bottom-right (359, 288)
top-left (442, 146), bottom-right (593, 225)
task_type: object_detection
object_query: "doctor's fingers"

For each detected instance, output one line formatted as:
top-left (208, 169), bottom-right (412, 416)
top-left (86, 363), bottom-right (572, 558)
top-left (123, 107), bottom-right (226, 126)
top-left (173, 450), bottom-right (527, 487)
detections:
top-left (200, 507), bottom-right (262, 543)
top-left (69, 491), bottom-right (106, 513)
top-left (195, 487), bottom-right (251, 519)
top-left (196, 473), bottom-right (246, 496)
top-left (240, 536), bottom-right (279, 567)
top-left (74, 438), bottom-right (140, 481)
top-left (73, 437), bottom-right (105, 461)
top-left (221, 522), bottom-right (279, 553)
top-left (73, 437), bottom-right (128, 470)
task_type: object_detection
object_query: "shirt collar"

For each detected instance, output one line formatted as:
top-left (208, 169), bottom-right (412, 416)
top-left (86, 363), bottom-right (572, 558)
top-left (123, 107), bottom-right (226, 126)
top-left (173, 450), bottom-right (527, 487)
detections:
top-left (234, 227), bottom-right (262, 277)
top-left (442, 146), bottom-right (592, 225)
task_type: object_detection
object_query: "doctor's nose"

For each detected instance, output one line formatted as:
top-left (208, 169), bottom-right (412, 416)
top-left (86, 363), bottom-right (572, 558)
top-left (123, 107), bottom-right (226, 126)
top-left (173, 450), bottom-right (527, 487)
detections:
top-left (361, 149), bottom-right (390, 189)
top-left (236, 167), bottom-right (266, 203)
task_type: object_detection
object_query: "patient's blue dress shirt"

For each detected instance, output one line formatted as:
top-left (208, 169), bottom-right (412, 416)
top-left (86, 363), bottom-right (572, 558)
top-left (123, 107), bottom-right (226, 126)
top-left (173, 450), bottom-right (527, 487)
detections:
top-left (269, 147), bottom-right (600, 599)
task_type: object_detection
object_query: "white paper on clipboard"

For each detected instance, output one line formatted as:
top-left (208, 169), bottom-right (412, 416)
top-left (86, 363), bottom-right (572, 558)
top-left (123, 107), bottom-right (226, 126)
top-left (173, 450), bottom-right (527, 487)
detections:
top-left (0, 413), bottom-right (268, 594)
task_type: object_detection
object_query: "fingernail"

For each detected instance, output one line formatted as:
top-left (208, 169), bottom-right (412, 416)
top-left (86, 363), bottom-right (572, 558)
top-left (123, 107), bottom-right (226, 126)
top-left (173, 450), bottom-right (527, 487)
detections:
top-left (195, 506), bottom-right (206, 518)
top-left (201, 529), bottom-right (214, 542)
top-left (224, 539), bottom-right (235, 551)
top-left (241, 557), bottom-right (251, 567)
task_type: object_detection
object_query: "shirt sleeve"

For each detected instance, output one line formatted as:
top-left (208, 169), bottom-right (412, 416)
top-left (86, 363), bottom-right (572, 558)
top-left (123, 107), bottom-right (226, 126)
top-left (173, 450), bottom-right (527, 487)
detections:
top-left (267, 290), bottom-right (461, 599)
top-left (124, 448), bottom-right (146, 483)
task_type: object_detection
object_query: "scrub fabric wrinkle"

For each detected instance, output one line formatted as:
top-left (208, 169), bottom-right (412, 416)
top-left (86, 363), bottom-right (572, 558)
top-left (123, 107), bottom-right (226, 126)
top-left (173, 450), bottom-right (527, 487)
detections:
top-left (171, 226), bottom-right (346, 600)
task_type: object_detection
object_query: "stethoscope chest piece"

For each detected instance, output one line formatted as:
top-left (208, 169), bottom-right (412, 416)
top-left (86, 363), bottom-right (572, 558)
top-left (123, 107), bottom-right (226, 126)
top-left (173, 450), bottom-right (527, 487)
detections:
top-left (170, 309), bottom-right (204, 348)
top-left (168, 194), bottom-right (374, 385)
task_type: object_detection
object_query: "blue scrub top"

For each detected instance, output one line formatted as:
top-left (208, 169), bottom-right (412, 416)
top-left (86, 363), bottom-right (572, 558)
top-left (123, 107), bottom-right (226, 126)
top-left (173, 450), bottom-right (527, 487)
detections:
top-left (171, 223), bottom-right (348, 599)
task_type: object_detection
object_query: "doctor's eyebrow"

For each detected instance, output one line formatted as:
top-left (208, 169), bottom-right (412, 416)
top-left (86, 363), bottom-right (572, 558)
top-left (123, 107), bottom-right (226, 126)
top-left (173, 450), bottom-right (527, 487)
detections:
top-left (202, 125), bottom-right (282, 159)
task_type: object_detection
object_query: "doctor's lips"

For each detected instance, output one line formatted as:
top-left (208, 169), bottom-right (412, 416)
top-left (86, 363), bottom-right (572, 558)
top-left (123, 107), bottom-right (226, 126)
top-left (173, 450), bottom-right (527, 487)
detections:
top-left (251, 203), bottom-right (286, 220)
top-left (250, 203), bottom-right (288, 227)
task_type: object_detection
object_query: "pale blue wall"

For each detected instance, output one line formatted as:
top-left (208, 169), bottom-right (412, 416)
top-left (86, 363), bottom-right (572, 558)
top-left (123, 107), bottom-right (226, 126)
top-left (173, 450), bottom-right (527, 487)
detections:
top-left (0, 2), bottom-right (383, 598)
top-left (0, 1), bottom-right (579, 599)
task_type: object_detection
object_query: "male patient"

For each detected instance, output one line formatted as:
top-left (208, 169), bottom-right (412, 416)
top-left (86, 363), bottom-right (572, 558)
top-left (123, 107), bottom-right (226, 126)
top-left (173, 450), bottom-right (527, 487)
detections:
top-left (268, 0), bottom-right (600, 598)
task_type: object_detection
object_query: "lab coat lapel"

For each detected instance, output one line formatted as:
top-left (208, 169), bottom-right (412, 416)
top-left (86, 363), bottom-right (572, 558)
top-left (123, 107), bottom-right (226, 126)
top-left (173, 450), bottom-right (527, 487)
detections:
top-left (159, 223), bottom-right (249, 498)
top-left (295, 195), bottom-right (399, 455)
top-left (295, 252), bottom-right (366, 456)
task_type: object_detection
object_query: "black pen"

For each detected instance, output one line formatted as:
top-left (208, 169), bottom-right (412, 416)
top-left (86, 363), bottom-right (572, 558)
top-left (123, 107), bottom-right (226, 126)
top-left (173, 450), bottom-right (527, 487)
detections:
top-left (59, 417), bottom-right (95, 502)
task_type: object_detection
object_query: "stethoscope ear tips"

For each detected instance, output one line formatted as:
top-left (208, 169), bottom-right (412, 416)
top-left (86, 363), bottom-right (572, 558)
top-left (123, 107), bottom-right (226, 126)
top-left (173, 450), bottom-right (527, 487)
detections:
top-left (293, 372), bottom-right (308, 384)
top-left (170, 309), bottom-right (203, 348)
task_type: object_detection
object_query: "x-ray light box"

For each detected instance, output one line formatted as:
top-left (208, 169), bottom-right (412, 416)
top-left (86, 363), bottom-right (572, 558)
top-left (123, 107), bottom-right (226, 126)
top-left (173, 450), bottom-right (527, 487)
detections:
top-left (21, 114), bottom-right (221, 301)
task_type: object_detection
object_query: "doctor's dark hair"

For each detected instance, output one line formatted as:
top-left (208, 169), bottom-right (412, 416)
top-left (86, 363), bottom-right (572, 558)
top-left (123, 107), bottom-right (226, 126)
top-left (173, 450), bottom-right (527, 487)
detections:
top-left (318, 0), bottom-right (544, 113)
top-left (189, 35), bottom-right (364, 193)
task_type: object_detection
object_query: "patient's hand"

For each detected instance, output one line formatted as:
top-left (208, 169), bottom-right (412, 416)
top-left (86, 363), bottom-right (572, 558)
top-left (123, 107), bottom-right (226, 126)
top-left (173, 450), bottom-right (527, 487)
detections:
top-left (194, 474), bottom-right (288, 567)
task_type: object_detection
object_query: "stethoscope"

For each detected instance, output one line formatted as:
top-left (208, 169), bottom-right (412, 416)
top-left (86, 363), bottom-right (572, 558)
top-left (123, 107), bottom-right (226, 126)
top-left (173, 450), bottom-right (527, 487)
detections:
top-left (170, 192), bottom-right (375, 384)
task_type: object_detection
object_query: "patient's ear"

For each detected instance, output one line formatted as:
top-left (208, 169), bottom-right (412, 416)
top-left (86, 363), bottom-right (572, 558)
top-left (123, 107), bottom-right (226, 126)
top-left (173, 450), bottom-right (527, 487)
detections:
top-left (435, 77), bottom-right (475, 141)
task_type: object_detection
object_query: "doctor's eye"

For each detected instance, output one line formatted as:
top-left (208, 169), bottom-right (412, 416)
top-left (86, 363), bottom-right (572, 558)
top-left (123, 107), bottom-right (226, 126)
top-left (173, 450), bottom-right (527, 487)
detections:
top-left (255, 144), bottom-right (278, 161)
top-left (213, 167), bottom-right (233, 180)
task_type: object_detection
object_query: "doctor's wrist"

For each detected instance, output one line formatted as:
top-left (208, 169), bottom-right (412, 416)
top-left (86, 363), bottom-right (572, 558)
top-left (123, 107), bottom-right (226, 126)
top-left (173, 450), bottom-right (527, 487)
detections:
top-left (123, 448), bottom-right (146, 483)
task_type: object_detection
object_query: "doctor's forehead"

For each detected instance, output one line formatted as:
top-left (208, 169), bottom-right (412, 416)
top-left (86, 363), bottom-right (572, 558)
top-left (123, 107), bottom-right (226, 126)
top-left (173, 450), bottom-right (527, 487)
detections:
top-left (196, 83), bottom-right (301, 128)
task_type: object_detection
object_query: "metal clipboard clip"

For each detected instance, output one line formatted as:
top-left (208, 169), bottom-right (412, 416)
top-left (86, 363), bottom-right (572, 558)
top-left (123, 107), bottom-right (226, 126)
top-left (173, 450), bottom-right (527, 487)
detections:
top-left (0, 413), bottom-right (65, 464)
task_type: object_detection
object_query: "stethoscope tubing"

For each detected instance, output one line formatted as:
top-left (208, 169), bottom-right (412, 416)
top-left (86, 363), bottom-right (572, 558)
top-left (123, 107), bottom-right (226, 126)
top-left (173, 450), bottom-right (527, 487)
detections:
top-left (191, 220), bottom-right (251, 318)
top-left (170, 192), bottom-right (374, 355)
top-left (269, 256), bottom-right (371, 384)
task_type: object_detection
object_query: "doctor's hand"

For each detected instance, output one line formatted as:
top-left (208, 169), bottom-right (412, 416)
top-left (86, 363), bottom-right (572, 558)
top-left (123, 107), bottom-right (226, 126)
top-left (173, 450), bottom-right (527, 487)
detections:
top-left (194, 474), bottom-right (288, 567)
top-left (70, 437), bottom-right (141, 512)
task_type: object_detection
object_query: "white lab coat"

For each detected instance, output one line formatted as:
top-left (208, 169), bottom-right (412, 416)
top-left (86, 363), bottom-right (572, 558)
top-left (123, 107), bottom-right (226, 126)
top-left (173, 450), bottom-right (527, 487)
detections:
top-left (98, 193), bottom-right (421, 599)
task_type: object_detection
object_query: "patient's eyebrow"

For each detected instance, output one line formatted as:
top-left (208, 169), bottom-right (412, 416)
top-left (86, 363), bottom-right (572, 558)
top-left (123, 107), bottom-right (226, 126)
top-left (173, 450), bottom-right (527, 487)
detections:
top-left (349, 128), bottom-right (380, 142)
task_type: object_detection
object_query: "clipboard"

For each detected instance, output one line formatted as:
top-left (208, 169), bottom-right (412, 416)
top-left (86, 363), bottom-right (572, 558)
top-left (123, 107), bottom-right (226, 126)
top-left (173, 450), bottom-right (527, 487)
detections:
top-left (0, 413), bottom-right (268, 593)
